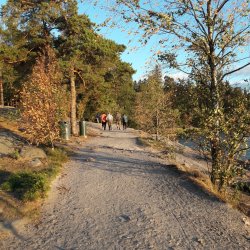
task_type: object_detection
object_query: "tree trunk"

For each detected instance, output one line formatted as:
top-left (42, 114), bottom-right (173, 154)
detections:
top-left (0, 70), bottom-right (4, 106)
top-left (156, 109), bottom-right (159, 141)
top-left (70, 68), bottom-right (77, 136)
top-left (209, 57), bottom-right (222, 185)
top-left (206, 1), bottom-right (222, 186)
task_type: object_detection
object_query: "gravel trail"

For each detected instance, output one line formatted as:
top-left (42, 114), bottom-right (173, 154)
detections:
top-left (1, 123), bottom-right (249, 250)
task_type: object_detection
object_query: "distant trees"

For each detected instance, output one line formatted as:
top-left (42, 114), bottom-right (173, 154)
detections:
top-left (163, 75), bottom-right (250, 189)
top-left (135, 66), bottom-right (179, 140)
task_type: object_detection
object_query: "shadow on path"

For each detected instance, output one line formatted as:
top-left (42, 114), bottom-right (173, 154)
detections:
top-left (70, 147), bottom-right (220, 203)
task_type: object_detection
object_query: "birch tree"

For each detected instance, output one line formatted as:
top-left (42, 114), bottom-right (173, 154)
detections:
top-left (100, 0), bottom-right (250, 188)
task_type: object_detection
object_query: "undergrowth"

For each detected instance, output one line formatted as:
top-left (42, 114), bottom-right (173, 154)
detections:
top-left (1, 147), bottom-right (68, 202)
top-left (139, 133), bottom-right (248, 214)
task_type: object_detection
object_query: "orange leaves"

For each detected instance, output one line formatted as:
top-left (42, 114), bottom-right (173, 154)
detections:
top-left (20, 47), bottom-right (66, 147)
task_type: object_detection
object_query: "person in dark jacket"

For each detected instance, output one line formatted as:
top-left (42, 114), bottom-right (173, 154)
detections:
top-left (122, 114), bottom-right (128, 130)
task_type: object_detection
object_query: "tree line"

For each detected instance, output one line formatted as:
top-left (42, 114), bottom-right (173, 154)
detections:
top-left (0, 0), bottom-right (136, 141)
top-left (135, 64), bottom-right (250, 190)
top-left (1, 0), bottom-right (250, 191)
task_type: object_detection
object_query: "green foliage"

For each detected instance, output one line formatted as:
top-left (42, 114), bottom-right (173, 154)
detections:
top-left (1, 171), bottom-right (49, 201)
top-left (1, 0), bottom-right (135, 127)
top-left (1, 147), bottom-right (68, 201)
top-left (135, 65), bottom-right (179, 139)
top-left (234, 182), bottom-right (250, 194)
top-left (46, 148), bottom-right (68, 165)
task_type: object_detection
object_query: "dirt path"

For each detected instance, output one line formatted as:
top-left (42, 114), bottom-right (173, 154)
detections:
top-left (1, 123), bottom-right (249, 250)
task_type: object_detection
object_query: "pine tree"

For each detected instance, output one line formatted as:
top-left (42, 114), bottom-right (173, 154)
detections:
top-left (135, 65), bottom-right (178, 140)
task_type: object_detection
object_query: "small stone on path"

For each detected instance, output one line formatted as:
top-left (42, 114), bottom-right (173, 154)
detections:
top-left (118, 215), bottom-right (130, 222)
top-left (193, 237), bottom-right (205, 245)
top-left (86, 157), bottom-right (95, 162)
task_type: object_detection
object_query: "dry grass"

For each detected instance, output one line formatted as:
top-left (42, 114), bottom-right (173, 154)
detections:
top-left (0, 156), bottom-right (48, 173)
top-left (176, 163), bottom-right (250, 213)
top-left (139, 133), bottom-right (250, 216)
top-left (0, 155), bottom-right (50, 223)
top-left (0, 108), bottom-right (69, 236)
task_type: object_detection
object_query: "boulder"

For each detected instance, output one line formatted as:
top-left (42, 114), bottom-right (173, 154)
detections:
top-left (0, 134), bottom-right (16, 156)
top-left (29, 158), bottom-right (43, 168)
top-left (20, 147), bottom-right (47, 160)
top-left (0, 142), bottom-right (15, 156)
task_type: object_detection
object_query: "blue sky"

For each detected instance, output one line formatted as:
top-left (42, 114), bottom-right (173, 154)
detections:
top-left (0, 0), bottom-right (249, 85)
top-left (78, 1), bottom-right (158, 81)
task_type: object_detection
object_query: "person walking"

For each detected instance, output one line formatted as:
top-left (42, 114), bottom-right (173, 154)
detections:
top-left (122, 114), bottom-right (128, 130)
top-left (95, 113), bottom-right (100, 123)
top-left (106, 113), bottom-right (113, 131)
top-left (100, 113), bottom-right (107, 130)
top-left (115, 112), bottom-right (122, 130)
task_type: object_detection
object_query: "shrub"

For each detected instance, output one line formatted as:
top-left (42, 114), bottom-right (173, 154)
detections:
top-left (20, 48), bottom-right (68, 148)
top-left (46, 148), bottom-right (68, 163)
top-left (1, 172), bottom-right (49, 201)
top-left (1, 147), bottom-right (68, 202)
top-left (234, 182), bottom-right (250, 194)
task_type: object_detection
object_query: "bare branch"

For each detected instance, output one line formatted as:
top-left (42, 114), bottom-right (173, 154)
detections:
top-left (222, 62), bottom-right (250, 80)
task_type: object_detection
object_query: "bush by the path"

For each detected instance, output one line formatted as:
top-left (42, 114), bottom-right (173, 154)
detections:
top-left (1, 148), bottom-right (68, 201)
top-left (2, 172), bottom-right (48, 201)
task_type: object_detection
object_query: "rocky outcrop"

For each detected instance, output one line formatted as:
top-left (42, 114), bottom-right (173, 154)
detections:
top-left (20, 147), bottom-right (47, 160)
top-left (0, 132), bottom-right (24, 156)
top-left (0, 130), bottom-right (47, 162)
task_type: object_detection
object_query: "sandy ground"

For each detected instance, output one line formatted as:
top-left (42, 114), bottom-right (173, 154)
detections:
top-left (1, 122), bottom-right (250, 250)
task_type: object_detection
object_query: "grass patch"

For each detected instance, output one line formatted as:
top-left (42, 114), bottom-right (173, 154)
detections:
top-left (1, 148), bottom-right (68, 202)
top-left (175, 164), bottom-right (244, 209)
top-left (0, 147), bottom-right (68, 226)
top-left (1, 172), bottom-right (49, 201)
top-left (138, 136), bottom-right (177, 159)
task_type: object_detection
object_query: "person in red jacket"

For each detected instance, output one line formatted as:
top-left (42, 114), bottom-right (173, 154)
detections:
top-left (100, 113), bottom-right (107, 130)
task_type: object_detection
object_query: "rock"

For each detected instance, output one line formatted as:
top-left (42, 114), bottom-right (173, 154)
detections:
top-left (193, 237), bottom-right (205, 245)
top-left (0, 142), bottom-right (15, 155)
top-left (118, 214), bottom-right (130, 222)
top-left (20, 147), bottom-right (47, 159)
top-left (197, 238), bottom-right (205, 245)
top-left (29, 158), bottom-right (43, 168)
top-left (86, 157), bottom-right (95, 162)
top-left (242, 217), bottom-right (250, 226)
top-left (0, 134), bottom-right (18, 156)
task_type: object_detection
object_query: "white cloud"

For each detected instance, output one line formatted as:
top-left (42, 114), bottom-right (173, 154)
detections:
top-left (166, 72), bottom-right (188, 80)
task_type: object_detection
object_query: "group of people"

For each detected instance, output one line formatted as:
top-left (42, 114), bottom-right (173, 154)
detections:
top-left (97, 112), bottom-right (128, 131)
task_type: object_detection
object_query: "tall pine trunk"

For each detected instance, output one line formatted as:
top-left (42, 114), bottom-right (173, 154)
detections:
top-left (70, 68), bottom-right (77, 136)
